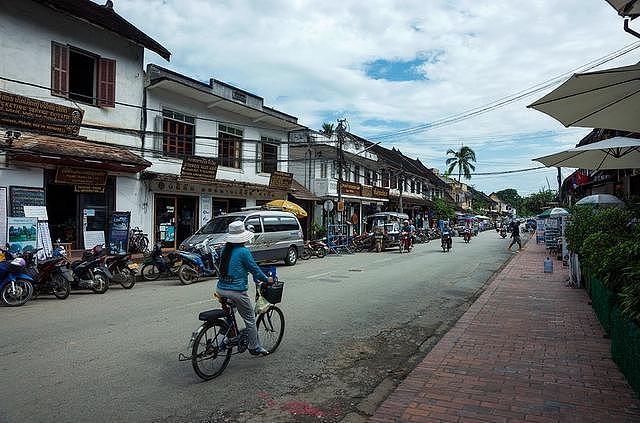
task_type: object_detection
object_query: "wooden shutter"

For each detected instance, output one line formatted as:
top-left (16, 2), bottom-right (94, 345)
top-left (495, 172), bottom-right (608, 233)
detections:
top-left (98, 58), bottom-right (116, 107)
top-left (51, 42), bottom-right (68, 97)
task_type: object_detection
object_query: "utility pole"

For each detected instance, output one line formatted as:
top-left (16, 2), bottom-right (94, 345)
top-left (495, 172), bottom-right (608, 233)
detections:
top-left (398, 170), bottom-right (404, 213)
top-left (335, 119), bottom-right (347, 222)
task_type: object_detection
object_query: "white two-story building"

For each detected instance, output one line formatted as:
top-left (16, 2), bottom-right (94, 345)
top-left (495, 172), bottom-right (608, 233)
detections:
top-left (0, 0), bottom-right (170, 249)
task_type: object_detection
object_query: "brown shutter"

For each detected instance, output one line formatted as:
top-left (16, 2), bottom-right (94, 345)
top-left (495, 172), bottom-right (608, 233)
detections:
top-left (98, 58), bottom-right (116, 107)
top-left (51, 42), bottom-right (68, 97)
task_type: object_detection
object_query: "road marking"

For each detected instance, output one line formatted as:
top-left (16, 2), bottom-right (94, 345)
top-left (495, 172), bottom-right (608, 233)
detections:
top-left (306, 271), bottom-right (334, 279)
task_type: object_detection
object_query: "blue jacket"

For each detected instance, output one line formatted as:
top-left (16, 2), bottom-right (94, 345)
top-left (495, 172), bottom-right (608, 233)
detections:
top-left (217, 246), bottom-right (269, 292)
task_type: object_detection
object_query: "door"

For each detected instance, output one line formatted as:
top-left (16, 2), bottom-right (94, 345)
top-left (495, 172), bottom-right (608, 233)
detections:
top-left (155, 195), bottom-right (177, 249)
top-left (176, 196), bottom-right (198, 247)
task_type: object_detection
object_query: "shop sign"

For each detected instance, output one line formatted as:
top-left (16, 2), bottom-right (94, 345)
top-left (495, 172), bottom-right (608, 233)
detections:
top-left (361, 185), bottom-right (373, 198)
top-left (151, 180), bottom-right (279, 201)
top-left (180, 156), bottom-right (218, 183)
top-left (74, 185), bottom-right (105, 193)
top-left (0, 90), bottom-right (83, 135)
top-left (372, 187), bottom-right (390, 199)
top-left (108, 211), bottom-right (131, 255)
top-left (9, 186), bottom-right (45, 217)
top-left (269, 171), bottom-right (293, 191)
top-left (56, 167), bottom-right (107, 187)
top-left (339, 181), bottom-right (361, 196)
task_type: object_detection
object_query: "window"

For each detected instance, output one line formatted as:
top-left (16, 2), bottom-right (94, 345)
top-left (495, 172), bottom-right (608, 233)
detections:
top-left (373, 172), bottom-right (378, 186)
top-left (364, 169), bottom-right (371, 185)
top-left (162, 109), bottom-right (195, 157)
top-left (262, 216), bottom-right (299, 232)
top-left (320, 162), bottom-right (328, 178)
top-left (411, 180), bottom-right (415, 193)
top-left (259, 137), bottom-right (278, 173)
top-left (51, 42), bottom-right (115, 107)
top-left (416, 181), bottom-right (421, 195)
top-left (331, 162), bottom-right (337, 179)
top-left (219, 124), bottom-right (243, 168)
top-left (354, 165), bottom-right (360, 183)
top-left (245, 216), bottom-right (263, 233)
top-left (382, 170), bottom-right (389, 188)
top-left (390, 174), bottom-right (397, 190)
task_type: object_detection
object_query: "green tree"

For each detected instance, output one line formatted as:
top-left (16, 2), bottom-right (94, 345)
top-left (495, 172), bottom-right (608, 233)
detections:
top-left (494, 188), bottom-right (522, 211)
top-left (445, 146), bottom-right (476, 181)
top-left (433, 198), bottom-right (456, 221)
top-left (321, 122), bottom-right (334, 138)
top-left (521, 190), bottom-right (555, 215)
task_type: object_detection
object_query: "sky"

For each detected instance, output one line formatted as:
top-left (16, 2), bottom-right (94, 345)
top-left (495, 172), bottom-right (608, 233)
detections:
top-left (114, 0), bottom-right (640, 196)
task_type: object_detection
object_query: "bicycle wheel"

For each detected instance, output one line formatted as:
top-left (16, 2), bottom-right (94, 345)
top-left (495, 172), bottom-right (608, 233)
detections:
top-left (256, 306), bottom-right (285, 353)
top-left (139, 236), bottom-right (150, 253)
top-left (191, 320), bottom-right (232, 380)
top-left (141, 264), bottom-right (161, 281)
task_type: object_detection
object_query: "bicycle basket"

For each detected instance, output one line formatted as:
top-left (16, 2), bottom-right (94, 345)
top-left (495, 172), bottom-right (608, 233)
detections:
top-left (261, 281), bottom-right (284, 304)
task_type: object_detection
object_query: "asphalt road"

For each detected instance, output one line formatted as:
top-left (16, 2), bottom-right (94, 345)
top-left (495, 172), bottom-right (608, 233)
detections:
top-left (0, 230), bottom-right (519, 423)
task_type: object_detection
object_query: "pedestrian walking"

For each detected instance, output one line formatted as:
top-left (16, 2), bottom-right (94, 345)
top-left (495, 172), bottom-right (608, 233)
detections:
top-left (507, 221), bottom-right (522, 252)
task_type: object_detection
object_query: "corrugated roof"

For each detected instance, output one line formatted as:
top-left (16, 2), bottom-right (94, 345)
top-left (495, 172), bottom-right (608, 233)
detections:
top-left (32, 0), bottom-right (171, 61)
top-left (290, 179), bottom-right (320, 201)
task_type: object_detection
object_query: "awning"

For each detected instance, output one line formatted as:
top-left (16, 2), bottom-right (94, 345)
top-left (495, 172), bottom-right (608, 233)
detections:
top-left (6, 132), bottom-right (150, 173)
top-left (290, 179), bottom-right (320, 201)
top-left (327, 193), bottom-right (389, 203)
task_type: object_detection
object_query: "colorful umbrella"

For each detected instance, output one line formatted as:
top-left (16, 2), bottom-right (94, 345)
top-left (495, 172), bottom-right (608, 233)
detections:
top-left (265, 200), bottom-right (308, 218)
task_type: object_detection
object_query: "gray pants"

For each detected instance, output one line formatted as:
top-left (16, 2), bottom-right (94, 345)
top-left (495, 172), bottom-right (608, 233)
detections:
top-left (215, 288), bottom-right (260, 349)
top-left (509, 235), bottom-right (522, 249)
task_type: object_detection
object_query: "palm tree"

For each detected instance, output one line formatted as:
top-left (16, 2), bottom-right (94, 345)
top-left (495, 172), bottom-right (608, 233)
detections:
top-left (321, 122), bottom-right (334, 138)
top-left (446, 146), bottom-right (476, 181)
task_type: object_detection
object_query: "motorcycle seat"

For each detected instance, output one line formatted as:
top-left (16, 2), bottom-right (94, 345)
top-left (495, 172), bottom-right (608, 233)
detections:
top-left (198, 309), bottom-right (226, 321)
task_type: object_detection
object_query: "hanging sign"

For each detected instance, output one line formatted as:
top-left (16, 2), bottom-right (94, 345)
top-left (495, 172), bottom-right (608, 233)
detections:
top-left (0, 90), bottom-right (84, 135)
top-left (361, 185), bottom-right (373, 198)
top-left (372, 187), bottom-right (390, 199)
top-left (108, 211), bottom-right (131, 255)
top-left (56, 167), bottom-right (107, 186)
top-left (268, 171), bottom-right (293, 190)
top-left (339, 181), bottom-right (362, 196)
top-left (180, 156), bottom-right (218, 183)
top-left (9, 186), bottom-right (45, 217)
top-left (0, 187), bottom-right (6, 247)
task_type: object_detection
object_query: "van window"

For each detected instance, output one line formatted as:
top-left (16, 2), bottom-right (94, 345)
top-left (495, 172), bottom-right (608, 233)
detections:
top-left (280, 216), bottom-right (299, 231)
top-left (262, 216), bottom-right (280, 233)
top-left (198, 215), bottom-right (244, 234)
top-left (245, 216), bottom-right (263, 233)
top-left (262, 216), bottom-right (299, 232)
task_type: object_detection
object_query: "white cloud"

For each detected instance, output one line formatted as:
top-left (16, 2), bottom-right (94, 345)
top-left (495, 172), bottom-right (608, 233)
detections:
top-left (115, 0), bottom-right (640, 194)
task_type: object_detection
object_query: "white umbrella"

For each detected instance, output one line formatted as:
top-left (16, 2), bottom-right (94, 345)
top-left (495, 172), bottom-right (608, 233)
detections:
top-left (605, 0), bottom-right (640, 18)
top-left (575, 194), bottom-right (625, 207)
top-left (549, 207), bottom-right (570, 218)
top-left (527, 64), bottom-right (640, 133)
top-left (533, 137), bottom-right (640, 170)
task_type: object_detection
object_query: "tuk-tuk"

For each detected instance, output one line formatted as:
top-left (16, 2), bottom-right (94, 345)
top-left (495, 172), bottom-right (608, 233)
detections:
top-left (366, 212), bottom-right (409, 249)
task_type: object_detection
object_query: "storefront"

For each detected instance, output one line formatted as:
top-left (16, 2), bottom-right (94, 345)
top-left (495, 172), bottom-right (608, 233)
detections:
top-left (331, 182), bottom-right (390, 235)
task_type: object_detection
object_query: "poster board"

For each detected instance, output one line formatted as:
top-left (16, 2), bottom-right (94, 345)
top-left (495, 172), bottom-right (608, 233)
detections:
top-left (108, 211), bottom-right (131, 255)
top-left (7, 217), bottom-right (37, 252)
top-left (23, 205), bottom-right (49, 220)
top-left (84, 231), bottom-right (105, 250)
top-left (9, 187), bottom-right (45, 217)
top-left (200, 196), bottom-right (212, 227)
top-left (37, 221), bottom-right (53, 258)
top-left (0, 187), bottom-right (6, 247)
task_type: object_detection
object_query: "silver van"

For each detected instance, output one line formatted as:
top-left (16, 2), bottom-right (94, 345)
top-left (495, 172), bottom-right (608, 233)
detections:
top-left (179, 210), bottom-right (304, 265)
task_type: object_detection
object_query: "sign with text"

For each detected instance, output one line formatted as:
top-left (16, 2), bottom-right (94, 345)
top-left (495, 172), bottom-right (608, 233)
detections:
top-left (0, 90), bottom-right (83, 135)
top-left (372, 187), bottom-right (390, 199)
top-left (180, 156), bottom-right (218, 183)
top-left (361, 185), bottom-right (373, 198)
top-left (339, 181), bottom-right (362, 196)
top-left (108, 211), bottom-right (131, 255)
top-left (56, 167), bottom-right (107, 187)
top-left (268, 171), bottom-right (293, 191)
top-left (9, 186), bottom-right (45, 217)
top-left (0, 187), bottom-right (6, 246)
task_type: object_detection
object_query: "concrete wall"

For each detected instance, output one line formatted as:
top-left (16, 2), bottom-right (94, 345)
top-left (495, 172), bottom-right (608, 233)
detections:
top-left (0, 0), bottom-right (145, 148)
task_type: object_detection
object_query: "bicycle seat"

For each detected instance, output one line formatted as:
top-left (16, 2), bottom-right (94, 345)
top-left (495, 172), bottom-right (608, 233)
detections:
top-left (198, 309), bottom-right (226, 321)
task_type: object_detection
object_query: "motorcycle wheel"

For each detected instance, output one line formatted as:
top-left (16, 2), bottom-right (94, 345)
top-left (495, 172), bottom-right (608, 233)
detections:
top-left (399, 243), bottom-right (404, 254)
top-left (315, 248), bottom-right (326, 258)
top-left (119, 268), bottom-right (136, 289)
top-left (52, 272), bottom-right (71, 299)
top-left (375, 241), bottom-right (382, 253)
top-left (178, 264), bottom-right (199, 285)
top-left (141, 264), bottom-right (161, 281)
top-left (1, 279), bottom-right (33, 306)
top-left (91, 272), bottom-right (109, 294)
top-left (300, 248), bottom-right (311, 260)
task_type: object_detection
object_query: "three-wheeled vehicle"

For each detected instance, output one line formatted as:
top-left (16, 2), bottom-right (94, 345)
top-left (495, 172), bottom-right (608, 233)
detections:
top-left (366, 212), bottom-right (409, 251)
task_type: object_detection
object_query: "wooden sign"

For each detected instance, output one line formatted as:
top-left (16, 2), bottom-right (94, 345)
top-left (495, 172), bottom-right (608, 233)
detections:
top-left (9, 186), bottom-right (45, 217)
top-left (339, 181), bottom-right (361, 196)
top-left (0, 90), bottom-right (83, 135)
top-left (269, 171), bottom-right (293, 190)
top-left (180, 156), bottom-right (218, 183)
top-left (74, 185), bottom-right (105, 193)
top-left (56, 167), bottom-right (107, 186)
top-left (361, 185), bottom-right (373, 198)
top-left (372, 187), bottom-right (390, 199)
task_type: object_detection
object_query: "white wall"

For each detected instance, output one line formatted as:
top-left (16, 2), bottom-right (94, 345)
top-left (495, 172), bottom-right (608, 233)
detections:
top-left (0, 0), bottom-right (145, 148)
top-left (115, 176), bottom-right (154, 236)
top-left (0, 163), bottom-right (44, 188)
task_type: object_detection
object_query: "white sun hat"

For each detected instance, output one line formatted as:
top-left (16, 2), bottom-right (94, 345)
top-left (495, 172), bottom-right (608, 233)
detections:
top-left (225, 220), bottom-right (255, 244)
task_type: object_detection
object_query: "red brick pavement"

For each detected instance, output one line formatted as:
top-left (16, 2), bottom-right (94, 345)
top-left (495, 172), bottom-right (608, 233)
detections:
top-left (370, 241), bottom-right (640, 423)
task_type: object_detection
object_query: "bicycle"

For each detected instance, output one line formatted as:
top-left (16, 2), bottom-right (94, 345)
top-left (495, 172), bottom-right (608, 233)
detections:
top-left (179, 281), bottom-right (285, 380)
top-left (128, 227), bottom-right (149, 254)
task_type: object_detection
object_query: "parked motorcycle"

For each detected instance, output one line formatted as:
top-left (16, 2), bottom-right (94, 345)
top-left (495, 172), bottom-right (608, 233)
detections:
top-left (0, 254), bottom-right (34, 306)
top-left (105, 253), bottom-right (137, 289)
top-left (66, 245), bottom-right (112, 294)
top-left (177, 241), bottom-right (220, 285)
top-left (373, 227), bottom-right (385, 253)
top-left (351, 233), bottom-right (372, 252)
top-left (499, 227), bottom-right (507, 238)
top-left (141, 242), bottom-right (183, 281)
top-left (441, 230), bottom-right (452, 252)
top-left (300, 239), bottom-right (328, 260)
top-left (399, 231), bottom-right (412, 253)
top-left (21, 248), bottom-right (71, 299)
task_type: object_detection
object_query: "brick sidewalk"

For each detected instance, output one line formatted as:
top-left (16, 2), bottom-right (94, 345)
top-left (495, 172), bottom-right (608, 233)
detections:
top-left (370, 241), bottom-right (640, 422)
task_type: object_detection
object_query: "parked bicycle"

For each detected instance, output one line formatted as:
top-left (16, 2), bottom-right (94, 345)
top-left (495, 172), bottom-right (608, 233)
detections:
top-left (128, 227), bottom-right (149, 254)
top-left (179, 279), bottom-right (285, 380)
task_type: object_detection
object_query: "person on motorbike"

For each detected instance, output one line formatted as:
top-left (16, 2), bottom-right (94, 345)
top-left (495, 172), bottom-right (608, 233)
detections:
top-left (401, 220), bottom-right (414, 250)
top-left (507, 221), bottom-right (522, 252)
top-left (216, 221), bottom-right (274, 356)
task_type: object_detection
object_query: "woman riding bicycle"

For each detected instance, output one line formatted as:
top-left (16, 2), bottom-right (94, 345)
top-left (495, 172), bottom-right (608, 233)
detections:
top-left (216, 220), bottom-right (273, 356)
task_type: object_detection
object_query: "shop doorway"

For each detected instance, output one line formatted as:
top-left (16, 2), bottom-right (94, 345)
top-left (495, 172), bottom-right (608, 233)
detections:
top-left (154, 194), bottom-right (198, 249)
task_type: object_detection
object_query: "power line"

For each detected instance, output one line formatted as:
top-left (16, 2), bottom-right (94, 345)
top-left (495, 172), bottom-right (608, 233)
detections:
top-left (368, 41), bottom-right (640, 141)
